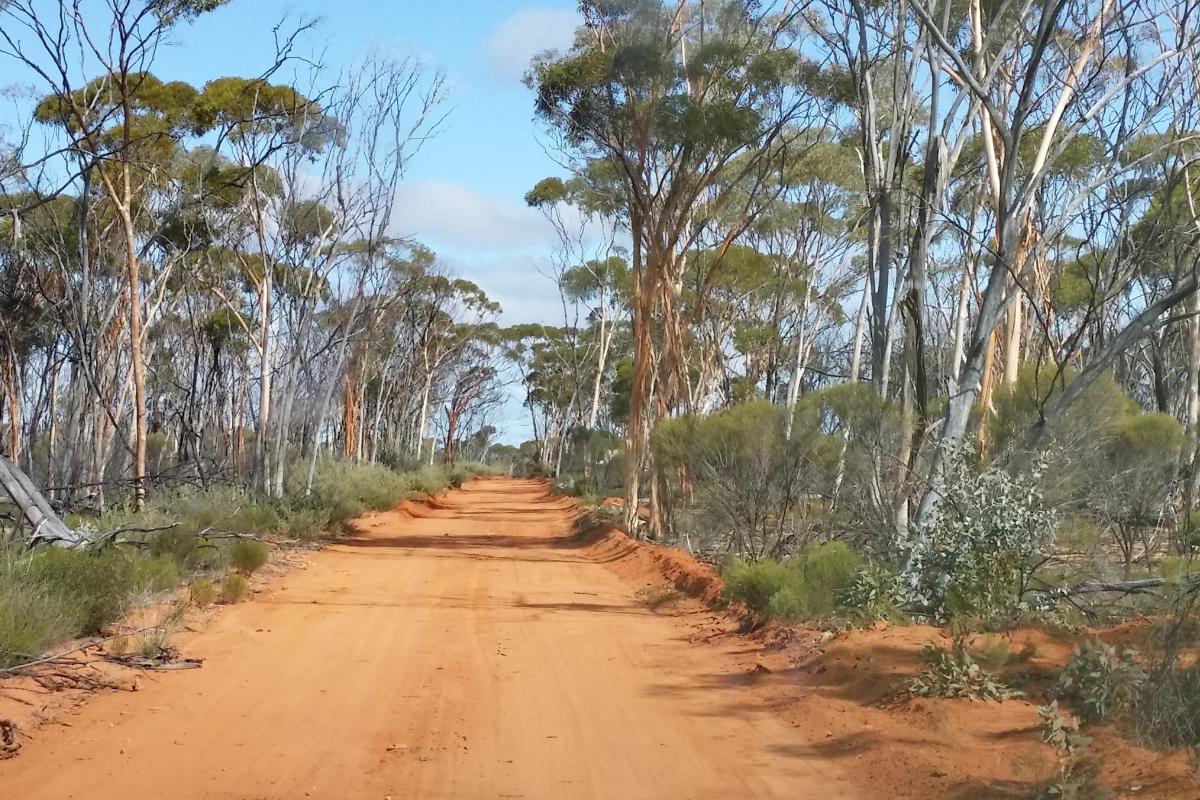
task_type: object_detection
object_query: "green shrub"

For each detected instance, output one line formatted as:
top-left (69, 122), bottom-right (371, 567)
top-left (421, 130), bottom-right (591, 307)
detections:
top-left (148, 528), bottom-right (204, 568)
top-left (721, 558), bottom-right (790, 614)
top-left (280, 506), bottom-right (329, 542)
top-left (26, 548), bottom-right (140, 634)
top-left (0, 565), bottom-right (83, 668)
top-left (655, 401), bottom-right (827, 558)
top-left (189, 579), bottom-right (217, 608)
top-left (1054, 640), bottom-right (1146, 723)
top-left (405, 464), bottom-right (451, 497)
top-left (227, 503), bottom-right (282, 535)
top-left (908, 639), bottom-right (1021, 700)
top-left (722, 543), bottom-right (865, 621)
top-left (1158, 555), bottom-right (1195, 584)
top-left (904, 446), bottom-right (1056, 623)
top-left (228, 539), bottom-right (269, 576)
top-left (132, 554), bottom-right (181, 594)
top-left (1036, 702), bottom-right (1106, 800)
top-left (219, 573), bottom-right (249, 603)
top-left (298, 458), bottom-right (425, 518)
top-left (842, 561), bottom-right (907, 623)
top-left (328, 496), bottom-right (366, 526)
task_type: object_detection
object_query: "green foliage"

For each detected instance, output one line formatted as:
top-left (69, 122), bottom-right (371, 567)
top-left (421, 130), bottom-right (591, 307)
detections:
top-left (656, 400), bottom-right (824, 558)
top-left (189, 579), bottom-right (217, 608)
top-left (296, 459), bottom-right (450, 524)
top-left (1036, 702), bottom-right (1106, 800)
top-left (721, 558), bottom-right (790, 615)
top-left (988, 364), bottom-right (1134, 464)
top-left (0, 545), bottom-right (185, 667)
top-left (908, 639), bottom-right (1021, 700)
top-left (227, 539), bottom-right (269, 576)
top-left (1158, 555), bottom-right (1195, 583)
top-left (279, 506), bottom-right (329, 543)
top-left (722, 543), bottom-right (865, 621)
top-left (842, 561), bottom-right (908, 623)
top-left (26, 548), bottom-right (142, 634)
top-left (219, 573), bottom-right (249, 604)
top-left (133, 554), bottom-right (181, 594)
top-left (903, 447), bottom-right (1056, 623)
top-left (0, 560), bottom-right (84, 668)
top-left (771, 542), bottom-right (864, 620)
top-left (1054, 640), bottom-right (1146, 724)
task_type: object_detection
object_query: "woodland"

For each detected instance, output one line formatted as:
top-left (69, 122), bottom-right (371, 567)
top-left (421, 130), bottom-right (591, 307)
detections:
top-left (3, 0), bottom-right (1200, 790)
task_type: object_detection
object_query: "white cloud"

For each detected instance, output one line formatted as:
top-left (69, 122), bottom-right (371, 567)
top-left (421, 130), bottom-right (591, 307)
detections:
top-left (484, 7), bottom-right (578, 82)
top-left (391, 179), bottom-right (556, 251)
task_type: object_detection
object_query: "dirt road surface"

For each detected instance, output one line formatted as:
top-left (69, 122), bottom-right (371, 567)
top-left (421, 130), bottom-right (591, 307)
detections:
top-left (0, 478), bottom-right (856, 800)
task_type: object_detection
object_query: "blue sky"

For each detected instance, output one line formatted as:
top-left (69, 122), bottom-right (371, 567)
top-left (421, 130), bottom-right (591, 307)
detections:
top-left (153, 1), bottom-right (584, 441)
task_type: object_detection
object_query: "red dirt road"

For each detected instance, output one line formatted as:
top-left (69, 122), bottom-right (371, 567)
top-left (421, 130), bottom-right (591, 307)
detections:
top-left (0, 478), bottom-right (856, 799)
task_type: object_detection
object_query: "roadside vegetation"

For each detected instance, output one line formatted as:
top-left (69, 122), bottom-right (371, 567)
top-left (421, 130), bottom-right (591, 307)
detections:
top-left (0, 460), bottom-right (494, 669)
top-left (2, 0), bottom-right (1200, 793)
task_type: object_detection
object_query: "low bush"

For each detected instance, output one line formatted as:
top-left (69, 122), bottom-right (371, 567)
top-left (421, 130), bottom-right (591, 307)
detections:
top-left (132, 554), bottom-right (181, 594)
top-left (26, 548), bottom-right (142, 634)
top-left (189, 579), bottom-right (217, 607)
top-left (908, 639), bottom-right (1021, 700)
top-left (219, 573), bottom-right (249, 603)
top-left (722, 558), bottom-right (790, 615)
top-left (1054, 640), bottom-right (1146, 724)
top-left (1134, 596), bottom-right (1200, 748)
top-left (1036, 702), bottom-right (1105, 800)
top-left (279, 506), bottom-right (329, 542)
top-left (842, 561), bottom-right (908, 623)
top-left (0, 562), bottom-right (83, 668)
top-left (722, 542), bottom-right (865, 621)
top-left (228, 539), bottom-right (269, 576)
top-left (903, 446), bottom-right (1056, 624)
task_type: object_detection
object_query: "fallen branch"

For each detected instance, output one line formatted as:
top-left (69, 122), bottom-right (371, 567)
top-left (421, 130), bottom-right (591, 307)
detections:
top-left (0, 619), bottom-right (189, 677)
top-left (1031, 574), bottom-right (1200, 601)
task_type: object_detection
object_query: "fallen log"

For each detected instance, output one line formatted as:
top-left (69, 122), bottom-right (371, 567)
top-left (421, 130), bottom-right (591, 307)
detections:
top-left (0, 455), bottom-right (82, 548)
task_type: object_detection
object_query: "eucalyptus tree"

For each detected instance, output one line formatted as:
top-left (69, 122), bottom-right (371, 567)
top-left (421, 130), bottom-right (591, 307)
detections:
top-left (530, 0), bottom-right (819, 533)
top-left (908, 0), bottom-right (1200, 528)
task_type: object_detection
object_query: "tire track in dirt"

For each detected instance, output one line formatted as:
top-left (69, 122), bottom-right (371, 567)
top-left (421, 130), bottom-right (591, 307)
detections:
top-left (0, 478), bottom-right (857, 800)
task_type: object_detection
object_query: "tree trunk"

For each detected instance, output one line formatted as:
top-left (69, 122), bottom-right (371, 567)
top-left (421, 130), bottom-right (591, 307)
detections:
top-left (0, 455), bottom-right (80, 547)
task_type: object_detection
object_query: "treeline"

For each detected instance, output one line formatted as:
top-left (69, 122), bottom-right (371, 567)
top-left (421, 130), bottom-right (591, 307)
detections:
top-left (512, 0), bottom-right (1200, 559)
top-left (0, 1), bottom-right (510, 524)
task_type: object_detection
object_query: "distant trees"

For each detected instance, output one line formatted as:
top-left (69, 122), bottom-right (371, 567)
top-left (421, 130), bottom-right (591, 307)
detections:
top-left (0, 2), bottom-right (501, 525)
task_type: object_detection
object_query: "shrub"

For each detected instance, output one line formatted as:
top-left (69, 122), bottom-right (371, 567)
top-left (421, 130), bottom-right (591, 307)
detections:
top-left (1054, 640), bottom-right (1146, 724)
top-left (0, 566), bottom-right (83, 668)
top-left (189, 579), bottom-right (217, 608)
top-left (280, 506), bottom-right (329, 542)
top-left (1134, 596), bottom-right (1200, 748)
top-left (228, 539), bottom-right (269, 576)
top-left (721, 558), bottom-right (790, 615)
top-left (132, 554), bottom-right (181, 594)
top-left (769, 542), bottom-right (864, 620)
top-left (1036, 702), bottom-right (1106, 800)
top-left (908, 639), bottom-right (1021, 701)
top-left (227, 503), bottom-right (282, 535)
top-left (902, 446), bottom-right (1056, 623)
top-left (723, 543), bottom-right (866, 621)
top-left (26, 548), bottom-right (141, 634)
top-left (405, 464), bottom-right (451, 498)
top-left (654, 401), bottom-right (826, 558)
top-left (219, 573), bottom-right (249, 603)
top-left (843, 561), bottom-right (907, 623)
top-left (298, 458), bottom-right (428, 519)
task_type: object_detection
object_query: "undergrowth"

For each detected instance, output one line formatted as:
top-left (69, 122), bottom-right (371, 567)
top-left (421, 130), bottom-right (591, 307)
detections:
top-left (1, 459), bottom-right (491, 670)
top-left (908, 639), bottom-right (1022, 701)
top-left (721, 542), bottom-right (864, 622)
